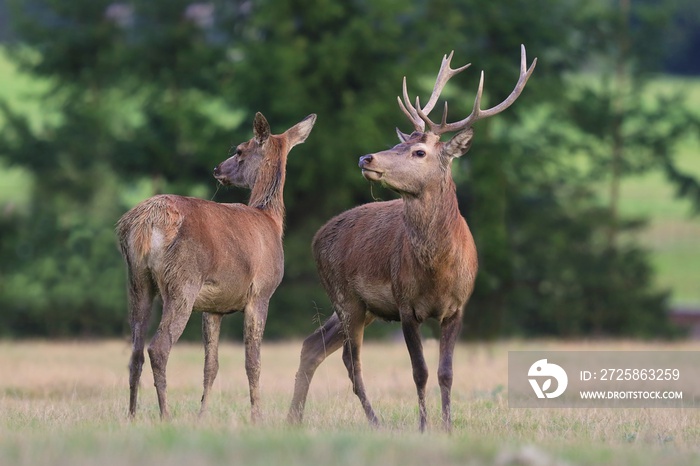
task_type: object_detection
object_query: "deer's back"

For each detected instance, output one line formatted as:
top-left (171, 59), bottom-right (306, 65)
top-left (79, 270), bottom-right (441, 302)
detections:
top-left (117, 194), bottom-right (284, 312)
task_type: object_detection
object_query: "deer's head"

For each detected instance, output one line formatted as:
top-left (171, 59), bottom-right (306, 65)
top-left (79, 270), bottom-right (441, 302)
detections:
top-left (214, 112), bottom-right (316, 188)
top-left (360, 45), bottom-right (536, 196)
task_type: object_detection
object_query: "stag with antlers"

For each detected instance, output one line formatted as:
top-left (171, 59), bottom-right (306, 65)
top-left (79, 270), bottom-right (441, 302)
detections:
top-left (288, 46), bottom-right (536, 431)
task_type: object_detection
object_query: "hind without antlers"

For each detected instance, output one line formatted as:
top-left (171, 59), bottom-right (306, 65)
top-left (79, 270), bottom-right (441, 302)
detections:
top-left (288, 46), bottom-right (535, 432)
top-left (117, 112), bottom-right (316, 421)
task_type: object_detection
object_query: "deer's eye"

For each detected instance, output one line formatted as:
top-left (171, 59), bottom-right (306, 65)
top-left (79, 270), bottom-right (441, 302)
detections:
top-left (413, 150), bottom-right (426, 158)
top-left (236, 148), bottom-right (243, 156)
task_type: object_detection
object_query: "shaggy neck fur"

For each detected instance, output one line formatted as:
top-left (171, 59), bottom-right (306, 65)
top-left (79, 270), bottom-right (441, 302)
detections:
top-left (248, 136), bottom-right (287, 234)
top-left (402, 167), bottom-right (462, 268)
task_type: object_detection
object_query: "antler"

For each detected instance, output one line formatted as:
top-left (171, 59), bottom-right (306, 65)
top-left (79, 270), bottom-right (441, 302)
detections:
top-left (398, 45), bottom-right (537, 136)
top-left (397, 51), bottom-right (472, 132)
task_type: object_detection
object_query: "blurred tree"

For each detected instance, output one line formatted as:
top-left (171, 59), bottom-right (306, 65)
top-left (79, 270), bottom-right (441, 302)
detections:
top-left (657, 0), bottom-right (700, 75)
top-left (455, 0), bottom-right (698, 338)
top-left (0, 0), bottom-right (696, 339)
top-left (0, 0), bottom-right (246, 336)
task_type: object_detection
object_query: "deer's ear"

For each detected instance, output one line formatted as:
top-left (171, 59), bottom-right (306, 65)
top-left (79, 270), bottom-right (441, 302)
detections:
top-left (254, 112), bottom-right (271, 145)
top-left (443, 128), bottom-right (473, 158)
top-left (284, 114), bottom-right (317, 148)
top-left (396, 128), bottom-right (411, 143)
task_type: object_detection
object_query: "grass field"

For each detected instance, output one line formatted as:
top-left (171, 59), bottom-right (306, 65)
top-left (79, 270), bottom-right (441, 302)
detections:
top-left (2, 339), bottom-right (700, 465)
top-left (614, 76), bottom-right (700, 305)
top-left (618, 165), bottom-right (700, 305)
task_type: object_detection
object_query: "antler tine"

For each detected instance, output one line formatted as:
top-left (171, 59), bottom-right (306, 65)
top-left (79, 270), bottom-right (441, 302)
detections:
top-left (439, 44), bottom-right (537, 134)
top-left (397, 51), bottom-right (471, 133)
top-left (420, 51), bottom-right (471, 116)
top-left (468, 71), bottom-right (485, 123)
top-left (397, 96), bottom-right (424, 132)
top-left (440, 101), bottom-right (449, 128)
top-left (398, 76), bottom-right (425, 132)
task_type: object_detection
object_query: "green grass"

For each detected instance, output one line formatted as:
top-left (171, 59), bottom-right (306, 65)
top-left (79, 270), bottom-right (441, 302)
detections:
top-left (619, 168), bottom-right (700, 305)
top-left (613, 76), bottom-right (700, 305)
top-left (616, 168), bottom-right (700, 304)
top-left (555, 74), bottom-right (700, 305)
top-left (2, 340), bottom-right (700, 466)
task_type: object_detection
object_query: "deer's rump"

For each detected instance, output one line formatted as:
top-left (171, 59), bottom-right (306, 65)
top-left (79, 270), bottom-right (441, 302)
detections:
top-left (117, 194), bottom-right (284, 313)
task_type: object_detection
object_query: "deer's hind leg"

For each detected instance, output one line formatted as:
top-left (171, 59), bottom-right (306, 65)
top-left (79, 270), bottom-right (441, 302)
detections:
top-left (148, 281), bottom-right (201, 420)
top-left (127, 268), bottom-right (155, 418)
top-left (288, 312), bottom-right (346, 424)
top-left (340, 304), bottom-right (378, 426)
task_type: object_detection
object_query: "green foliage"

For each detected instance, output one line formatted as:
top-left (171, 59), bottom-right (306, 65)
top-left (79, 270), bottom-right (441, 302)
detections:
top-left (0, 0), bottom-right (697, 339)
top-left (502, 190), bottom-right (673, 337)
top-left (0, 167), bottom-right (126, 337)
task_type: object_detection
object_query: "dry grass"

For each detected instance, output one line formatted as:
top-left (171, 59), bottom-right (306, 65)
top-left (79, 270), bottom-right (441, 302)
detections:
top-left (2, 338), bottom-right (700, 465)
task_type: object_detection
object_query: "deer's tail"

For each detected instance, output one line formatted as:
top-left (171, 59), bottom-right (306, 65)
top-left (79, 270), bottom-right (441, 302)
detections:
top-left (116, 195), bottom-right (184, 266)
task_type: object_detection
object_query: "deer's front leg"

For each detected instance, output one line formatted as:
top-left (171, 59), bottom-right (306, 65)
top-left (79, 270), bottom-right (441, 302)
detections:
top-left (200, 312), bottom-right (223, 416)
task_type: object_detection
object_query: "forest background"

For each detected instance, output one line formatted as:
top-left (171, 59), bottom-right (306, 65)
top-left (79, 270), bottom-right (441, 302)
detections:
top-left (0, 0), bottom-right (699, 340)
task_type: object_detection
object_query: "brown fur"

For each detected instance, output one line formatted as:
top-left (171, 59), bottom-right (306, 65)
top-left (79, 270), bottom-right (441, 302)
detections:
top-left (116, 196), bottom-right (184, 261)
top-left (118, 113), bottom-right (316, 421)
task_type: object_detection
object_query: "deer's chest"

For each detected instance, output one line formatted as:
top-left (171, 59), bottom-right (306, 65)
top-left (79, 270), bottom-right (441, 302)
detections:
top-left (392, 251), bottom-right (476, 322)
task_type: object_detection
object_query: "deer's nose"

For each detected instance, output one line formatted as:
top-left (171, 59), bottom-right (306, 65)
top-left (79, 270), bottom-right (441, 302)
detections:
top-left (358, 154), bottom-right (373, 168)
top-left (213, 164), bottom-right (221, 176)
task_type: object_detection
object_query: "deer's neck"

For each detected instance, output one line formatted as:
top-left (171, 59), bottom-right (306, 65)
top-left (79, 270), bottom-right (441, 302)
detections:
top-left (402, 175), bottom-right (463, 267)
top-left (248, 140), bottom-right (286, 235)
